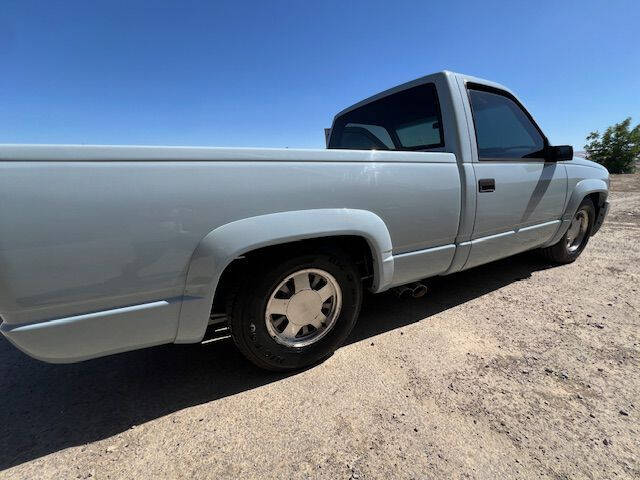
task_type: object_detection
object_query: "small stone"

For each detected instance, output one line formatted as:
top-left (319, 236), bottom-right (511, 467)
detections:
top-left (603, 439), bottom-right (611, 446)
top-left (414, 427), bottom-right (418, 432)
top-left (593, 323), bottom-right (605, 329)
top-left (370, 342), bottom-right (374, 346)
top-left (590, 413), bottom-right (595, 418)
top-left (586, 314), bottom-right (592, 318)
top-left (544, 368), bottom-right (553, 374)
top-left (560, 371), bottom-right (569, 380)
top-left (521, 369), bottom-right (530, 374)
top-left (619, 410), bottom-right (629, 416)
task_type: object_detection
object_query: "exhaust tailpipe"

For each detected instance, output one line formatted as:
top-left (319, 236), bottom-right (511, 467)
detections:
top-left (394, 282), bottom-right (428, 299)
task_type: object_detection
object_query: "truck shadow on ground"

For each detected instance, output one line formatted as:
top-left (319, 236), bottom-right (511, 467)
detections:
top-left (0, 252), bottom-right (554, 470)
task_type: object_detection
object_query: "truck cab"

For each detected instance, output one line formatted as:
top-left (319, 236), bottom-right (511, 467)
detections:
top-left (327, 71), bottom-right (609, 273)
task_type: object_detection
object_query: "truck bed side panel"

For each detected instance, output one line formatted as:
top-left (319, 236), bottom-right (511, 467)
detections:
top-left (0, 156), bottom-right (460, 355)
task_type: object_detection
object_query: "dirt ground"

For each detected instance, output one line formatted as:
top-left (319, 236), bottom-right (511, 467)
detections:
top-left (1, 174), bottom-right (638, 480)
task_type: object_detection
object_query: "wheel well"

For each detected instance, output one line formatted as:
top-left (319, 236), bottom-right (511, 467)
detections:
top-left (586, 191), bottom-right (603, 219)
top-left (211, 235), bottom-right (375, 316)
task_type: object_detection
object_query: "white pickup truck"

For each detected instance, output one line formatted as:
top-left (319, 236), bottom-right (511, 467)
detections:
top-left (0, 71), bottom-right (609, 371)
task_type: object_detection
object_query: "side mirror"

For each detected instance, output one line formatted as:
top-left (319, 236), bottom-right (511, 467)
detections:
top-left (546, 145), bottom-right (573, 162)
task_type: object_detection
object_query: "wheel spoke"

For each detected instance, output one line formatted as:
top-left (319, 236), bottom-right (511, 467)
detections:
top-left (283, 322), bottom-right (300, 338)
top-left (316, 283), bottom-right (334, 303)
top-left (293, 272), bottom-right (311, 292)
top-left (568, 221), bottom-right (580, 239)
top-left (566, 209), bottom-right (590, 253)
top-left (309, 315), bottom-right (324, 329)
top-left (267, 298), bottom-right (288, 316)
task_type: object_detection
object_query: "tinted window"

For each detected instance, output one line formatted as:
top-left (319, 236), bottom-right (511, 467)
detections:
top-left (339, 127), bottom-right (389, 150)
top-left (329, 83), bottom-right (444, 150)
top-left (396, 118), bottom-right (441, 148)
top-left (468, 88), bottom-right (544, 159)
top-left (345, 123), bottom-right (395, 149)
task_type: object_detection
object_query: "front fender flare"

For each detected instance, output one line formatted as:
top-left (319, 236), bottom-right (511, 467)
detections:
top-left (563, 178), bottom-right (608, 221)
top-left (175, 209), bottom-right (394, 343)
top-left (544, 178), bottom-right (608, 247)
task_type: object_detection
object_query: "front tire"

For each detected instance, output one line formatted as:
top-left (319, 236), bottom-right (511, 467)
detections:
top-left (228, 250), bottom-right (363, 371)
top-left (540, 197), bottom-right (595, 264)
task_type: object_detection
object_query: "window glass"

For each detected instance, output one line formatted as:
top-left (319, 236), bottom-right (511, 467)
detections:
top-left (395, 117), bottom-right (440, 148)
top-left (329, 83), bottom-right (443, 150)
top-left (468, 88), bottom-right (544, 159)
top-left (345, 123), bottom-right (394, 149)
top-left (339, 127), bottom-right (388, 150)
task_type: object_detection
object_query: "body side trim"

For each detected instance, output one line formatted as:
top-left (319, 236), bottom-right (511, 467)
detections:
top-left (1, 300), bottom-right (179, 363)
top-left (2, 300), bottom-right (169, 331)
top-left (390, 244), bottom-right (456, 287)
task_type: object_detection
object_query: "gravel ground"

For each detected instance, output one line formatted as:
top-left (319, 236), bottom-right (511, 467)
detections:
top-left (1, 174), bottom-right (638, 479)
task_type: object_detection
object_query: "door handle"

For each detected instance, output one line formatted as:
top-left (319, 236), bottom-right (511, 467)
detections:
top-left (478, 178), bottom-right (495, 193)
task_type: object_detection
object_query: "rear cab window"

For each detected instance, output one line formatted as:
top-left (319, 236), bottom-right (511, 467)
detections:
top-left (328, 83), bottom-right (444, 151)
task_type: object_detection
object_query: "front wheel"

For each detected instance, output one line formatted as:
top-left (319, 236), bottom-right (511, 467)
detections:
top-left (539, 197), bottom-right (595, 264)
top-left (228, 251), bottom-right (363, 371)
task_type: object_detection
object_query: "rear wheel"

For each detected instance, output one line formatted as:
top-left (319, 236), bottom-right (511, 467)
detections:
top-left (540, 197), bottom-right (595, 264)
top-left (228, 251), bottom-right (362, 371)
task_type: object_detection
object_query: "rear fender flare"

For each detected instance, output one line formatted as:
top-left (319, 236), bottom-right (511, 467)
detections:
top-left (175, 208), bottom-right (394, 343)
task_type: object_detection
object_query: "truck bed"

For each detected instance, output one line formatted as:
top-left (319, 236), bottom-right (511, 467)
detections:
top-left (0, 145), bottom-right (460, 362)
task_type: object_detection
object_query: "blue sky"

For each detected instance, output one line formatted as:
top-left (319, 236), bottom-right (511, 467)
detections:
top-left (1, 0), bottom-right (638, 150)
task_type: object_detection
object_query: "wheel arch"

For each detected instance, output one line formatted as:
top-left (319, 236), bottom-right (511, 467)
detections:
top-left (543, 178), bottom-right (608, 247)
top-left (564, 178), bottom-right (608, 220)
top-left (175, 209), bottom-right (394, 343)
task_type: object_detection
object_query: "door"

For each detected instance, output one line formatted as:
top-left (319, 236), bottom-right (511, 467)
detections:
top-left (464, 85), bottom-right (567, 269)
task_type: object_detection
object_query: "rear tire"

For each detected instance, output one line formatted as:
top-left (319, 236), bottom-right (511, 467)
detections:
top-left (539, 197), bottom-right (595, 264)
top-left (228, 250), bottom-right (362, 371)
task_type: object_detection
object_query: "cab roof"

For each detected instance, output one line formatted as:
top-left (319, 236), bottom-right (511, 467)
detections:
top-left (333, 70), bottom-right (516, 121)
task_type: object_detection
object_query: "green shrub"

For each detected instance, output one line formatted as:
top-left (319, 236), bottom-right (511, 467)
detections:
top-left (584, 117), bottom-right (639, 174)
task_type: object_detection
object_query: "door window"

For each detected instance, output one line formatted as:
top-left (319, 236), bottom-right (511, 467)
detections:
top-left (468, 88), bottom-right (545, 159)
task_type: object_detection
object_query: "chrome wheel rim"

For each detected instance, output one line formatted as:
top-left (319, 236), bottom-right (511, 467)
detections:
top-left (566, 209), bottom-right (589, 253)
top-left (265, 268), bottom-right (342, 348)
